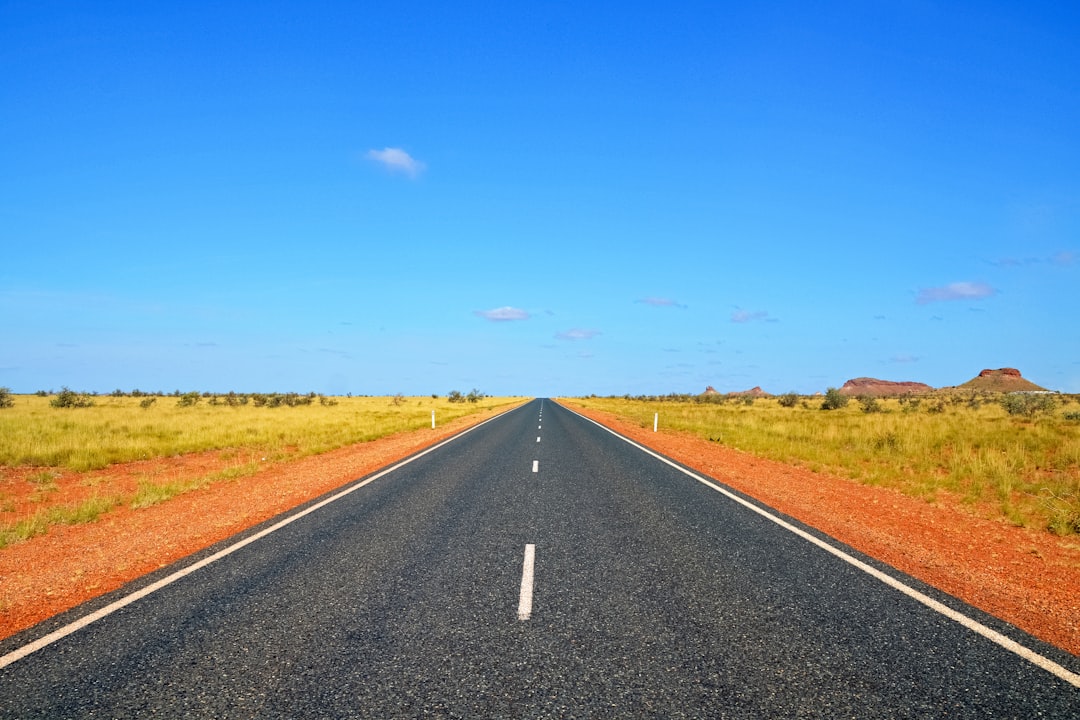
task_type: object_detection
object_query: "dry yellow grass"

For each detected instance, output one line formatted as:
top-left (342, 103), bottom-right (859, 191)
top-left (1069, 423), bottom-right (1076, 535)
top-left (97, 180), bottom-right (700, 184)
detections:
top-left (565, 394), bottom-right (1080, 535)
top-left (0, 394), bottom-right (526, 471)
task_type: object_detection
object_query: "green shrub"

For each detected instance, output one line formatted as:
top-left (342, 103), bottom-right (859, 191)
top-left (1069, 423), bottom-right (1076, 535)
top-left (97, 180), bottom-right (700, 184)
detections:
top-left (50, 387), bottom-right (94, 408)
top-left (858, 396), bottom-right (882, 414)
top-left (448, 390), bottom-right (465, 403)
top-left (0, 387), bottom-right (14, 409)
top-left (777, 392), bottom-right (799, 408)
top-left (1001, 393), bottom-right (1057, 418)
top-left (177, 391), bottom-right (202, 407)
top-left (820, 387), bottom-right (849, 411)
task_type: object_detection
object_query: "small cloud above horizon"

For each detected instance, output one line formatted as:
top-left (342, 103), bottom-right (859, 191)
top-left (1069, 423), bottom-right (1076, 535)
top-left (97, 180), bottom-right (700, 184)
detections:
top-left (556, 328), bottom-right (601, 341)
top-left (637, 297), bottom-right (686, 309)
top-left (916, 281), bottom-right (996, 304)
top-left (474, 306), bottom-right (530, 322)
top-left (731, 309), bottom-right (769, 323)
top-left (366, 147), bottom-right (425, 178)
top-left (991, 250), bottom-right (1075, 267)
top-left (890, 354), bottom-right (919, 364)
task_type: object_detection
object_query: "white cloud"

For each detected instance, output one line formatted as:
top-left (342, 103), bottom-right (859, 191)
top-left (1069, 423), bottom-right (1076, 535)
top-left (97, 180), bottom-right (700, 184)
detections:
top-left (474, 306), bottom-right (530, 322)
top-left (556, 328), bottom-right (601, 341)
top-left (731, 309), bottom-right (769, 323)
top-left (916, 281), bottom-right (996, 304)
top-left (366, 147), bottom-right (425, 178)
top-left (637, 297), bottom-right (686, 308)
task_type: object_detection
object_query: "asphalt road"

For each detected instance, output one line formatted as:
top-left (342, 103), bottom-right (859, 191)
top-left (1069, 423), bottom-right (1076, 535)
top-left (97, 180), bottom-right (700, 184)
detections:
top-left (1, 398), bottom-right (1077, 717)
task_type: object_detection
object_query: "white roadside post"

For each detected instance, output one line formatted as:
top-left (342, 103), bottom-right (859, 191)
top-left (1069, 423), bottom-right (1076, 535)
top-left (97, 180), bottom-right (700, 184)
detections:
top-left (432, 410), bottom-right (436, 429)
top-left (654, 412), bottom-right (658, 432)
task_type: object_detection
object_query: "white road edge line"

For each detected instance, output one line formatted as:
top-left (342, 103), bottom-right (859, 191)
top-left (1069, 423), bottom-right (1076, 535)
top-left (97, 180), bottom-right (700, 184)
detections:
top-left (0, 405), bottom-right (522, 670)
top-left (518, 544), bottom-right (536, 620)
top-left (565, 405), bottom-right (1080, 690)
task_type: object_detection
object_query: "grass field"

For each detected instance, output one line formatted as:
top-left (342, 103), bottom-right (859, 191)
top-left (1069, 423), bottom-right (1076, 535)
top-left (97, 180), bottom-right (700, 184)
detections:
top-left (565, 393), bottom-right (1080, 536)
top-left (0, 393), bottom-right (525, 549)
top-left (0, 393), bottom-right (526, 472)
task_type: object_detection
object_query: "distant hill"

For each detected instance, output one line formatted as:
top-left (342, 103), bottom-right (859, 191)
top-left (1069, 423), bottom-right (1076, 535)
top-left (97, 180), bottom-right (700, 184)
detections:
top-left (728, 386), bottom-right (772, 398)
top-left (838, 377), bottom-right (933, 397)
top-left (958, 368), bottom-right (1047, 392)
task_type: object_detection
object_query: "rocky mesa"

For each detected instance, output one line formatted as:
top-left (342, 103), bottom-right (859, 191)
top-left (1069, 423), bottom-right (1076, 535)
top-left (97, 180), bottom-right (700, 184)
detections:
top-left (728, 386), bottom-right (772, 398)
top-left (838, 377), bottom-right (933, 397)
top-left (958, 368), bottom-right (1047, 392)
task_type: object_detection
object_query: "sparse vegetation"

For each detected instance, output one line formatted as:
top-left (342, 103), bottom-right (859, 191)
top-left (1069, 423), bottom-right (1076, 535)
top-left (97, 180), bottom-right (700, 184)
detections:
top-left (0, 393), bottom-right (523, 472)
top-left (820, 387), bottom-right (849, 410)
top-left (858, 396), bottom-right (882, 414)
top-left (564, 394), bottom-right (1080, 536)
top-left (1000, 392), bottom-right (1057, 418)
top-left (0, 392), bottom-right (525, 546)
top-left (49, 387), bottom-right (95, 409)
top-left (0, 387), bottom-right (14, 409)
top-left (777, 392), bottom-right (799, 408)
top-left (0, 496), bottom-right (120, 549)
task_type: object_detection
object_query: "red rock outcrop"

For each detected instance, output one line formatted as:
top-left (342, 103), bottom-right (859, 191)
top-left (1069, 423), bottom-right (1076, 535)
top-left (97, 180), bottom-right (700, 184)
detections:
top-left (979, 367), bottom-right (1021, 379)
top-left (728, 386), bottom-right (772, 398)
top-left (961, 368), bottom-right (1046, 392)
top-left (838, 377), bottom-right (932, 397)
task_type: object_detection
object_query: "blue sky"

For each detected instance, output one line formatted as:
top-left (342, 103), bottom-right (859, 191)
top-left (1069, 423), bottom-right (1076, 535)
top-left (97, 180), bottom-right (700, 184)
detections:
top-left (2, 1), bottom-right (1078, 397)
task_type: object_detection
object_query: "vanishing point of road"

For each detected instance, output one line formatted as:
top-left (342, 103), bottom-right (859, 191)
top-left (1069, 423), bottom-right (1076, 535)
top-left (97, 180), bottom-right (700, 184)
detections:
top-left (1, 399), bottom-right (1077, 717)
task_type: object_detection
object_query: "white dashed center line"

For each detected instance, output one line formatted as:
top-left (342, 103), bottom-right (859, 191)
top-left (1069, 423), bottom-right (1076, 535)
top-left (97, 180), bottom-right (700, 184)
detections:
top-left (518, 544), bottom-right (536, 621)
top-left (532, 460), bottom-right (539, 473)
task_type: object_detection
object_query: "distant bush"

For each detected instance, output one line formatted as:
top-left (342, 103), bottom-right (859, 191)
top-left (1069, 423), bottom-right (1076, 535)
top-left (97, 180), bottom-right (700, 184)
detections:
top-left (0, 387), bottom-right (14, 409)
top-left (820, 388), bottom-right (848, 411)
top-left (139, 397), bottom-right (157, 409)
top-left (1065, 411), bottom-right (1080, 422)
top-left (177, 391), bottom-right (202, 407)
top-left (448, 390), bottom-right (465, 403)
top-left (777, 392), bottom-right (799, 408)
top-left (858, 396), bottom-right (882, 414)
top-left (1001, 393), bottom-right (1057, 418)
top-left (467, 389), bottom-right (485, 403)
top-left (50, 387), bottom-right (95, 408)
top-left (250, 392), bottom-right (314, 408)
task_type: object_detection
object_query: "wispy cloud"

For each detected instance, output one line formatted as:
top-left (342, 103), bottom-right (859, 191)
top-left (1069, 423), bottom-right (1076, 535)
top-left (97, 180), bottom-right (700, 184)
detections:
top-left (637, 297), bottom-right (686, 309)
top-left (731, 309), bottom-right (769, 323)
top-left (367, 147), bottom-right (425, 178)
top-left (556, 328), bottom-right (601, 341)
top-left (916, 281), bottom-right (996, 304)
top-left (474, 306), bottom-right (530, 322)
top-left (990, 250), bottom-right (1075, 267)
top-left (890, 354), bottom-right (919, 363)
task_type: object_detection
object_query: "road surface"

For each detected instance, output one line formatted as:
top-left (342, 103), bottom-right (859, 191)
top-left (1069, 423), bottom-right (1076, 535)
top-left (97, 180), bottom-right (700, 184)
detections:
top-left (1, 399), bottom-right (1077, 717)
